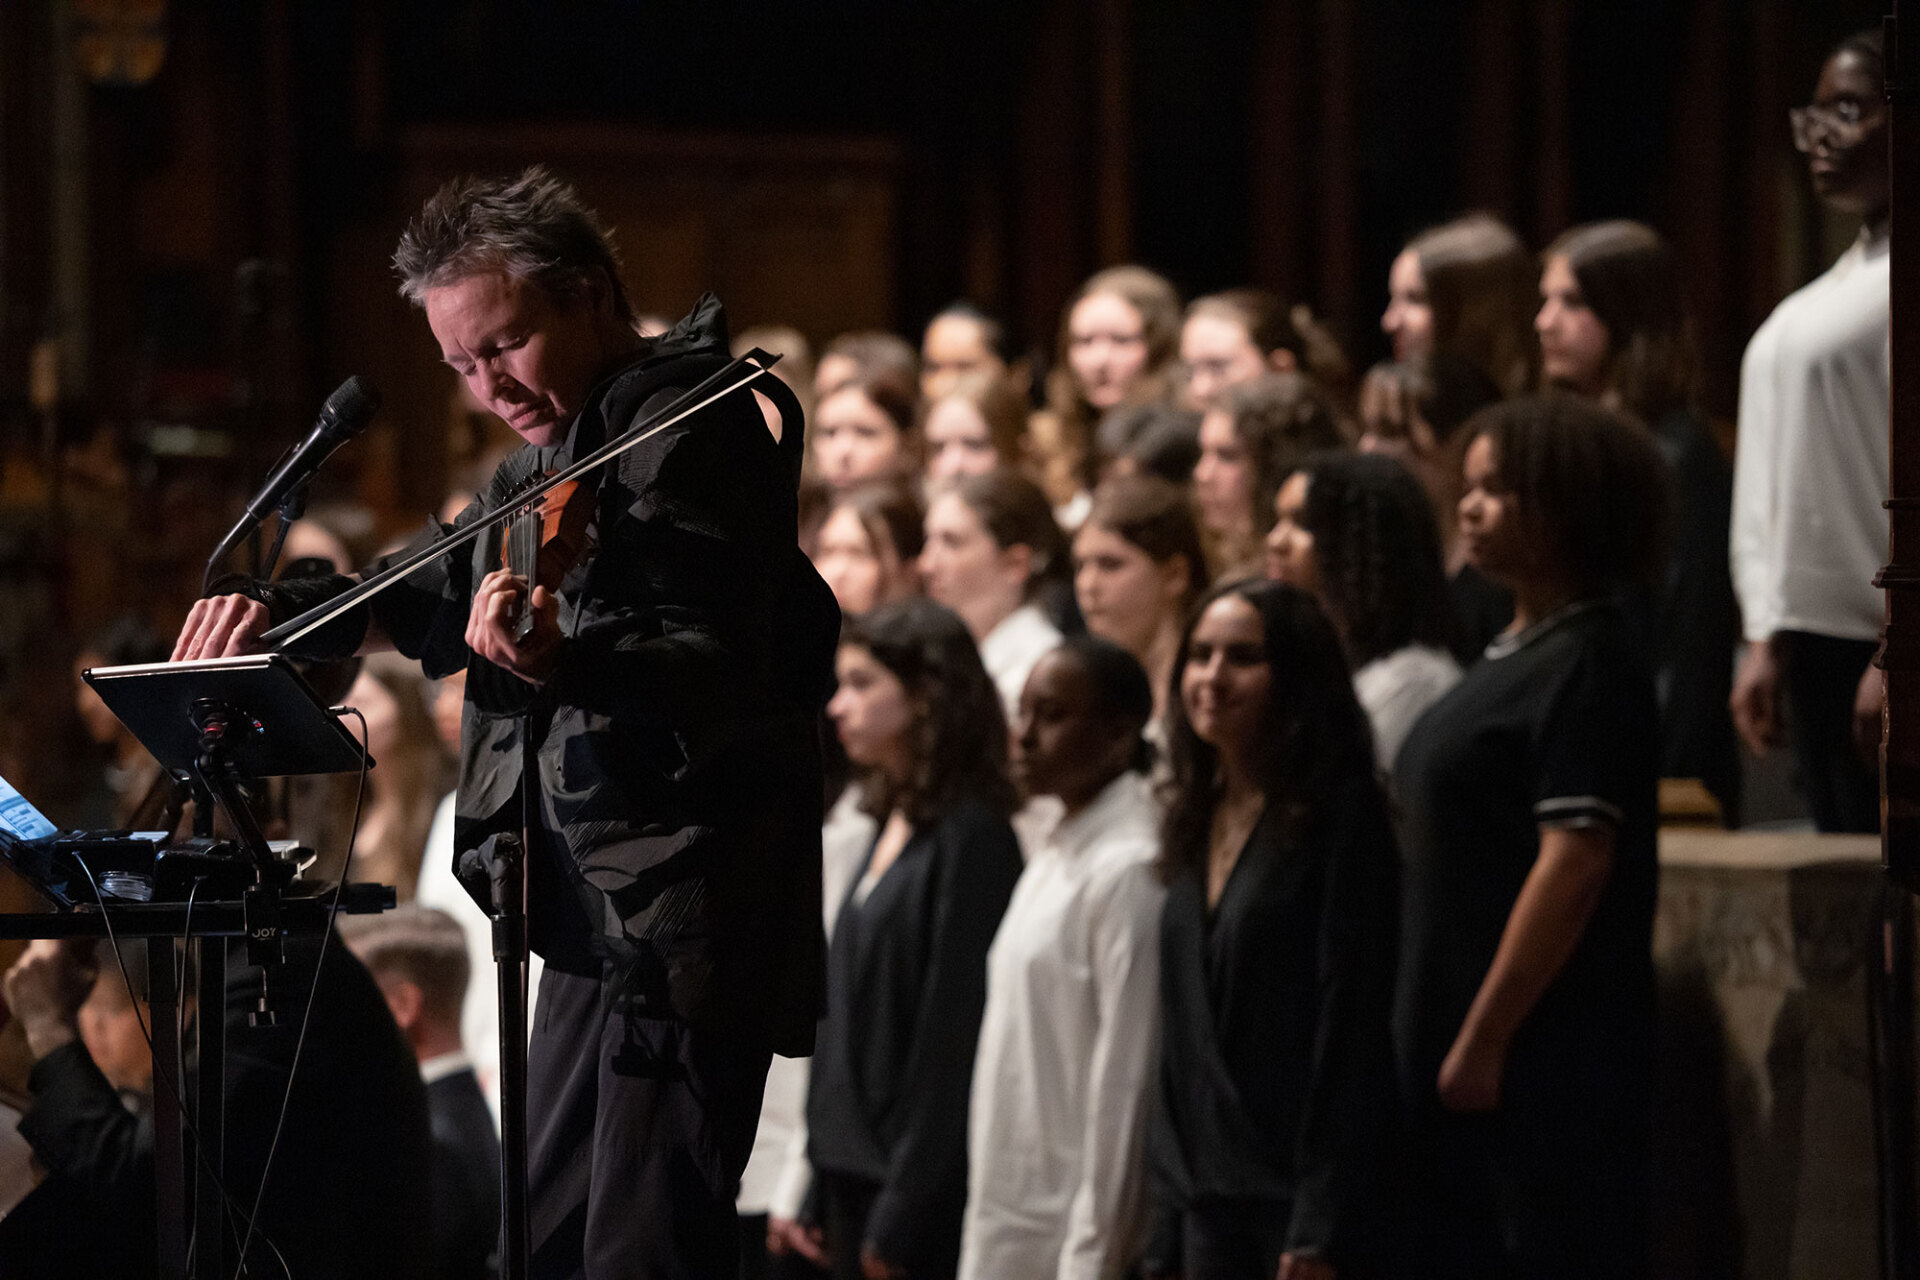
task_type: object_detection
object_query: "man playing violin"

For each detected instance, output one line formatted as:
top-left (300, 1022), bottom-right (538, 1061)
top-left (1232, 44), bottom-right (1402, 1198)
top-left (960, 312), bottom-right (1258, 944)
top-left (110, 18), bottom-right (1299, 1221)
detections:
top-left (174, 166), bottom-right (840, 1280)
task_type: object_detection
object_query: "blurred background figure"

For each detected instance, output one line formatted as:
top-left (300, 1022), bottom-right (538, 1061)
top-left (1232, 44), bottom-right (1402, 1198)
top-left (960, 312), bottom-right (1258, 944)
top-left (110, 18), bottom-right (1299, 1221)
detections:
top-left (342, 650), bottom-right (454, 901)
top-left (1073, 474), bottom-right (1205, 728)
top-left (920, 303), bottom-right (1018, 404)
top-left (1356, 354), bottom-right (1511, 661)
top-left (960, 638), bottom-right (1164, 1280)
top-left (1145, 580), bottom-right (1398, 1280)
top-left (342, 904), bottom-right (502, 1280)
top-left (817, 330), bottom-right (920, 404)
top-left (921, 469), bottom-right (1070, 716)
top-left (1034, 266), bottom-right (1183, 527)
top-left (1538, 219), bottom-right (1742, 824)
top-left (1193, 373), bottom-right (1345, 579)
top-left (1178, 289), bottom-right (1349, 413)
top-left (812, 369), bottom-right (920, 493)
top-left (1394, 397), bottom-right (1669, 1278)
top-left (809, 599), bottom-right (1023, 1280)
top-left (1730, 27), bottom-right (1890, 834)
top-left (1093, 403), bottom-right (1203, 489)
top-left (1265, 450), bottom-right (1460, 771)
top-left (1382, 212), bottom-right (1539, 398)
top-left (921, 372), bottom-right (1030, 492)
top-left (69, 615), bottom-right (168, 829)
top-left (811, 481), bottom-right (925, 617)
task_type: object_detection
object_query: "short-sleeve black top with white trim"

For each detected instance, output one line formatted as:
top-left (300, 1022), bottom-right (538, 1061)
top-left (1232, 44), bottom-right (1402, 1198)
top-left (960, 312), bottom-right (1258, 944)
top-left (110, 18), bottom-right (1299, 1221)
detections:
top-left (1389, 599), bottom-right (1659, 1109)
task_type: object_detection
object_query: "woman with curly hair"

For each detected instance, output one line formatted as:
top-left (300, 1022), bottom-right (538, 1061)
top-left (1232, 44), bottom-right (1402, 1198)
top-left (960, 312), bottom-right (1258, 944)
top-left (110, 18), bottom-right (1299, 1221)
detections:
top-left (807, 599), bottom-right (1025, 1280)
top-left (1144, 579), bottom-right (1399, 1280)
top-left (1033, 265), bottom-right (1183, 526)
top-left (1193, 374), bottom-right (1346, 577)
top-left (1265, 450), bottom-right (1460, 770)
top-left (1394, 395), bottom-right (1669, 1277)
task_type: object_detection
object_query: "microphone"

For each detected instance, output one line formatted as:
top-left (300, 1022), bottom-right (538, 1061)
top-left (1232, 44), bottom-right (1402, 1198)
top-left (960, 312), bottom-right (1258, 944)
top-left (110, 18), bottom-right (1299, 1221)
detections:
top-left (241, 375), bottom-right (380, 524)
top-left (203, 376), bottom-right (379, 593)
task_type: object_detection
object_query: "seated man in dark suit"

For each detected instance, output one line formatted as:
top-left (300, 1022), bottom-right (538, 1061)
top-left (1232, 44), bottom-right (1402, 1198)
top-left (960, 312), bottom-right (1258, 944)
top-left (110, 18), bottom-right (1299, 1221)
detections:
top-left (344, 904), bottom-right (503, 1280)
top-left (0, 926), bottom-right (432, 1279)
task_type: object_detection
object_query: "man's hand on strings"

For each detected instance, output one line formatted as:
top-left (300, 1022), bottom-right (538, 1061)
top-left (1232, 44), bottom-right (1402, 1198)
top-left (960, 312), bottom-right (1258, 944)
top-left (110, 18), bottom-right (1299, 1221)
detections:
top-left (172, 594), bottom-right (273, 661)
top-left (467, 569), bottom-right (562, 686)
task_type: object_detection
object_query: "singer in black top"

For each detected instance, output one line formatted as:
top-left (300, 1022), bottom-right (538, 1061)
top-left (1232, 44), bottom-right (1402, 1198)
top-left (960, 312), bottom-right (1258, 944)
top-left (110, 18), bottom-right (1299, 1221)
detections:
top-left (173, 167), bottom-right (841, 1280)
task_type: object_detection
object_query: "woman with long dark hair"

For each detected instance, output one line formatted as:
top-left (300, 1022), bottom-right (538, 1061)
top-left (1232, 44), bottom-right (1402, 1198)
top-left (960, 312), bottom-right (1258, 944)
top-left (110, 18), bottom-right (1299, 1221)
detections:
top-left (1144, 580), bottom-right (1398, 1280)
top-left (1264, 451), bottom-right (1460, 770)
top-left (1537, 218), bottom-right (1743, 823)
top-left (1381, 212), bottom-right (1539, 397)
top-left (807, 600), bottom-right (1024, 1280)
top-left (1393, 395), bottom-right (1669, 1277)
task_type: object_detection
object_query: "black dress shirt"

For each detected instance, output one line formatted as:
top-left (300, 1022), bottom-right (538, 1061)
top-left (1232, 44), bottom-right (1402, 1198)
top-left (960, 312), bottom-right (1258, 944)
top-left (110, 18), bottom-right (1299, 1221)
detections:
top-left (1146, 773), bottom-right (1399, 1272)
top-left (806, 796), bottom-right (1023, 1271)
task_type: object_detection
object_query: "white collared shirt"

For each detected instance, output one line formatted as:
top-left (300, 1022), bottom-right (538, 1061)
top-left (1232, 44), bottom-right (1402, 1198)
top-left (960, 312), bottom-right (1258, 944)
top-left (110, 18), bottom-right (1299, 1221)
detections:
top-left (419, 1049), bottom-right (473, 1086)
top-left (979, 603), bottom-right (1064, 720)
top-left (1731, 225), bottom-right (1890, 642)
top-left (959, 771), bottom-right (1164, 1280)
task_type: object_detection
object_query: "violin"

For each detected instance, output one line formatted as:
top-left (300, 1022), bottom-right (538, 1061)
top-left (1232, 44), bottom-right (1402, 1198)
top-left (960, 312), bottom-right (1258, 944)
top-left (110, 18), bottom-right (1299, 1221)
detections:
top-left (501, 476), bottom-right (595, 641)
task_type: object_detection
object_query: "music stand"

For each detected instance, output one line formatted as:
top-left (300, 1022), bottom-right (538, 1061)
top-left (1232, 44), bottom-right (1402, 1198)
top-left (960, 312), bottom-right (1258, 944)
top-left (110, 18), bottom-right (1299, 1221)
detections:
top-left (73, 653), bottom-right (375, 1280)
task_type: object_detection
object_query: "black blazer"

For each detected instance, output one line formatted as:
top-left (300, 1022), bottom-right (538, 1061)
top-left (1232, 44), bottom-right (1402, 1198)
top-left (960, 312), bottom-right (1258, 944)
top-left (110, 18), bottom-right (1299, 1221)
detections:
top-left (806, 796), bottom-right (1023, 1270)
top-left (1146, 773), bottom-right (1399, 1272)
top-left (428, 1066), bottom-right (502, 1280)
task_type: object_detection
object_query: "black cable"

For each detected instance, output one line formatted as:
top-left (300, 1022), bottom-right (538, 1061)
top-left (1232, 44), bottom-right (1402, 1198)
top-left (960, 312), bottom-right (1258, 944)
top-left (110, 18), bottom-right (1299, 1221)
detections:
top-left (231, 706), bottom-right (368, 1280)
top-left (68, 857), bottom-right (292, 1279)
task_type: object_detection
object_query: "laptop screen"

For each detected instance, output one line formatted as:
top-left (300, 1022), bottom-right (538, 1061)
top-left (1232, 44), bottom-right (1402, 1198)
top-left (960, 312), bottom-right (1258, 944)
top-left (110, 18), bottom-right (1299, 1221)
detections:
top-left (0, 776), bottom-right (57, 842)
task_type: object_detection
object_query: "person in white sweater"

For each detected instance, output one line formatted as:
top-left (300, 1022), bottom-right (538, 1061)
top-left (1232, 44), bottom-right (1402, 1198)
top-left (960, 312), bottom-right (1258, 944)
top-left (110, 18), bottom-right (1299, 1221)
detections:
top-left (1266, 451), bottom-right (1461, 774)
top-left (960, 637), bottom-right (1165, 1280)
top-left (1729, 28), bottom-right (1890, 833)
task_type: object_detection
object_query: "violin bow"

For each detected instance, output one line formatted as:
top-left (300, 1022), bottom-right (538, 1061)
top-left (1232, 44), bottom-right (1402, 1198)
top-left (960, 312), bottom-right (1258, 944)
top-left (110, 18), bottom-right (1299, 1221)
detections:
top-left (259, 348), bottom-right (784, 652)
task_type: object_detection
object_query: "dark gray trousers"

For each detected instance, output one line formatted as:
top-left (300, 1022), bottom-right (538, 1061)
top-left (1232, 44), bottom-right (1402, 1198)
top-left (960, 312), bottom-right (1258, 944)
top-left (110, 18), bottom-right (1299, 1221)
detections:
top-left (528, 964), bottom-right (772, 1280)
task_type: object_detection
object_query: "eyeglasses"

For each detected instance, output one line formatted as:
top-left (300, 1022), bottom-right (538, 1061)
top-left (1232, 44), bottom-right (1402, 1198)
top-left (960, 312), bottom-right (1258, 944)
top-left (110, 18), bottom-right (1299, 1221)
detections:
top-left (1789, 100), bottom-right (1875, 153)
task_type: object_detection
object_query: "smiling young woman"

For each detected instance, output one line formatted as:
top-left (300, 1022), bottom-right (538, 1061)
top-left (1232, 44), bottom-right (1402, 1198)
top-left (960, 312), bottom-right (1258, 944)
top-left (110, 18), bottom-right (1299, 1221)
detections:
top-left (1145, 579), bottom-right (1398, 1280)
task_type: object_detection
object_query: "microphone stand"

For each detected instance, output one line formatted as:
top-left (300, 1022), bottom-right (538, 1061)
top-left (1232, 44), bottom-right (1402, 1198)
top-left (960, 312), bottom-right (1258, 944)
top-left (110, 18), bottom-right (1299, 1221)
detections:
top-left (487, 829), bottom-right (530, 1280)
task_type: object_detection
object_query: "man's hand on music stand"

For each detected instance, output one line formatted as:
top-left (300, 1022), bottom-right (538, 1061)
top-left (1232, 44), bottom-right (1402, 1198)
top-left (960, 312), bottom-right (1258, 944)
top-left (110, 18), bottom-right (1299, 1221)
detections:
top-left (171, 594), bottom-right (273, 661)
top-left (2, 940), bottom-right (98, 1060)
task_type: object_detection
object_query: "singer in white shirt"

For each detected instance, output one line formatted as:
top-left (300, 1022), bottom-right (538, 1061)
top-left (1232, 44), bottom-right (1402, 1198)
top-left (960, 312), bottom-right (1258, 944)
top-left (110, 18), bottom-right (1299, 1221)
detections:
top-left (960, 639), bottom-right (1165, 1280)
